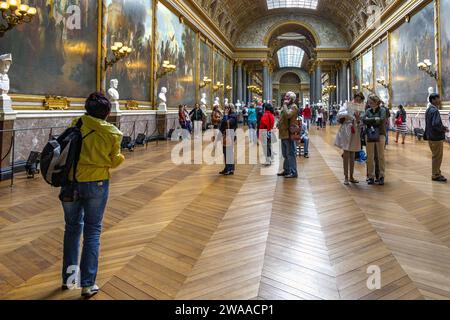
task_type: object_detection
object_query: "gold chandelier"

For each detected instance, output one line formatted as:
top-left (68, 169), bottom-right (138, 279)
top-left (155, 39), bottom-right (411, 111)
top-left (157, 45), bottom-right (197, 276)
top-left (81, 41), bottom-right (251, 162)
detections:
top-left (0, 0), bottom-right (37, 37)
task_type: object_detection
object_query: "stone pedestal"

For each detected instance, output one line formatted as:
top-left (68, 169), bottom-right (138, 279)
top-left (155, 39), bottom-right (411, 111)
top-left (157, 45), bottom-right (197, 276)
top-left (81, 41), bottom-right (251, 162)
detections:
top-left (107, 110), bottom-right (122, 128)
top-left (156, 111), bottom-right (168, 139)
top-left (0, 94), bottom-right (17, 180)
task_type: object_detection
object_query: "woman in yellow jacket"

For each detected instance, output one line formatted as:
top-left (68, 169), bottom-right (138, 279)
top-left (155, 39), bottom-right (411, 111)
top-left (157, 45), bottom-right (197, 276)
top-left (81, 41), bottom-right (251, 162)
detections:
top-left (61, 92), bottom-right (124, 298)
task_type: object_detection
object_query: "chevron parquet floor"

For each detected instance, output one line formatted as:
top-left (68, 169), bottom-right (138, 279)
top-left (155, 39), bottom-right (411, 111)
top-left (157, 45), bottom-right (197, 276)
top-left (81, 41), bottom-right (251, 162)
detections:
top-left (1, 127), bottom-right (450, 300)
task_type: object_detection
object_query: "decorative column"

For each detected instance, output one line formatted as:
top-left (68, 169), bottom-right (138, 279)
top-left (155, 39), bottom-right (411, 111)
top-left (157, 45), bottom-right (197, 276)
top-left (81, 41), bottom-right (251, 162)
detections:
top-left (236, 60), bottom-right (243, 103)
top-left (309, 68), bottom-right (314, 104)
top-left (340, 60), bottom-right (349, 102)
top-left (242, 68), bottom-right (246, 104)
top-left (315, 60), bottom-right (322, 104)
top-left (268, 63), bottom-right (274, 102)
top-left (330, 68), bottom-right (337, 106)
top-left (262, 60), bottom-right (270, 102)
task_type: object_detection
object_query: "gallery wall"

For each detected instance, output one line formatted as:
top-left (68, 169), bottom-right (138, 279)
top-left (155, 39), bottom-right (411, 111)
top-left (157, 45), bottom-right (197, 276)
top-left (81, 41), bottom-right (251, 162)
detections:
top-left (0, 0), bottom-right (233, 109)
top-left (351, 0), bottom-right (442, 107)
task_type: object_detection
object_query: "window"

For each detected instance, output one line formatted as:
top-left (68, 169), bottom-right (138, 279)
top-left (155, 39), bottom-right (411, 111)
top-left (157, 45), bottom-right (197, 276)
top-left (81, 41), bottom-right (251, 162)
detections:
top-left (267, 0), bottom-right (318, 10)
top-left (277, 46), bottom-right (305, 68)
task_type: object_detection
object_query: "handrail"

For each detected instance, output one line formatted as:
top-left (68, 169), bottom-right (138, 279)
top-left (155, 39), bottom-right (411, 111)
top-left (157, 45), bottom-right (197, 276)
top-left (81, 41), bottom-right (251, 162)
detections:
top-left (0, 118), bottom-right (165, 187)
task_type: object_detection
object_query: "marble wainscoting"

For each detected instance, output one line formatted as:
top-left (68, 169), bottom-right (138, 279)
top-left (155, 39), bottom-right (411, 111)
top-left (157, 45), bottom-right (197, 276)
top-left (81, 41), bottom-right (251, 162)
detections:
top-left (13, 110), bottom-right (84, 162)
top-left (119, 111), bottom-right (158, 139)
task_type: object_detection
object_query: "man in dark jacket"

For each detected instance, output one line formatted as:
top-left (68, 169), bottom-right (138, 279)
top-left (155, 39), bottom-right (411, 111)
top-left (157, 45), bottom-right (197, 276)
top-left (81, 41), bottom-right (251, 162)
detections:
top-left (219, 104), bottom-right (238, 175)
top-left (425, 93), bottom-right (448, 182)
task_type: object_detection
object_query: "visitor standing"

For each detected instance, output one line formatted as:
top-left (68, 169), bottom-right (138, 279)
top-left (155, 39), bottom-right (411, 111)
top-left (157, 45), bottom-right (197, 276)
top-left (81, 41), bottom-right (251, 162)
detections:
top-left (363, 94), bottom-right (386, 186)
top-left (61, 92), bottom-right (125, 298)
top-left (277, 92), bottom-right (299, 179)
top-left (247, 103), bottom-right (257, 144)
top-left (424, 93), bottom-right (448, 182)
top-left (395, 105), bottom-right (407, 144)
top-left (335, 92), bottom-right (365, 185)
top-left (220, 104), bottom-right (238, 175)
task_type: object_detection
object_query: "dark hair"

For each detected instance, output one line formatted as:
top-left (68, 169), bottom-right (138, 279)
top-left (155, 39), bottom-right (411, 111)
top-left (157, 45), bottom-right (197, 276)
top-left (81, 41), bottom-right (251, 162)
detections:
top-left (85, 92), bottom-right (111, 120)
top-left (353, 92), bottom-right (365, 101)
top-left (398, 104), bottom-right (404, 110)
top-left (265, 103), bottom-right (274, 114)
top-left (429, 93), bottom-right (440, 104)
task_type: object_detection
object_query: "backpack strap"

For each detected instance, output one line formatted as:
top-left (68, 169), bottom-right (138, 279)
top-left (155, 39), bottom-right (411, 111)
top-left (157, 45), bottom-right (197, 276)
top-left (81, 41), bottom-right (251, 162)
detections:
top-left (71, 119), bottom-right (95, 183)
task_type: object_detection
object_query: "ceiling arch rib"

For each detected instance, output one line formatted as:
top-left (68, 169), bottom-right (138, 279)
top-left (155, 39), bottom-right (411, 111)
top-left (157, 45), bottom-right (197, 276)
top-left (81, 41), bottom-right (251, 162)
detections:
top-left (194, 0), bottom-right (391, 44)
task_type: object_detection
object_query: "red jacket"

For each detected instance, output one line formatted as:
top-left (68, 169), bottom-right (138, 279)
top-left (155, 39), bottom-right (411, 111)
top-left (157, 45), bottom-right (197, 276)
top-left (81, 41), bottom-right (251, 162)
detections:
top-left (260, 111), bottom-right (275, 132)
top-left (303, 106), bottom-right (312, 119)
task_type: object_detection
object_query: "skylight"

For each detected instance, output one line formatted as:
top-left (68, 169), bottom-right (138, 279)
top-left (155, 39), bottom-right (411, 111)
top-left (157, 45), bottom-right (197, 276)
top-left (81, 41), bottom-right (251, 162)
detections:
top-left (267, 0), bottom-right (319, 10)
top-left (277, 46), bottom-right (305, 68)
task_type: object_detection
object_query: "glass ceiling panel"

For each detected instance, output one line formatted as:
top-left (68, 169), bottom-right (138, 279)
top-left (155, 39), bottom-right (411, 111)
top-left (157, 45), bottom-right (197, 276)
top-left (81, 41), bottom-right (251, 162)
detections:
top-left (267, 0), bottom-right (319, 10)
top-left (277, 46), bottom-right (305, 68)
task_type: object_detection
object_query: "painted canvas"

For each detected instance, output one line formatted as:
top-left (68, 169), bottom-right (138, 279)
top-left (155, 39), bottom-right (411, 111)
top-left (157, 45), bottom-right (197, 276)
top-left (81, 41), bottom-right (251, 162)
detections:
top-left (374, 39), bottom-right (389, 104)
top-left (0, 0), bottom-right (98, 97)
top-left (156, 2), bottom-right (196, 107)
top-left (352, 58), bottom-right (361, 90)
top-left (362, 49), bottom-right (373, 88)
top-left (213, 50), bottom-right (224, 104)
top-left (224, 58), bottom-right (232, 101)
top-left (199, 40), bottom-right (212, 106)
top-left (105, 0), bottom-right (152, 102)
top-left (440, 0), bottom-right (450, 100)
top-left (390, 1), bottom-right (435, 106)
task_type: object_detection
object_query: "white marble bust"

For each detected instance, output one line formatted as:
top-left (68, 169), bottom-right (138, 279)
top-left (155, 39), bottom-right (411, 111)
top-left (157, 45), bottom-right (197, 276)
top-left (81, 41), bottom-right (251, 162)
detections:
top-left (235, 100), bottom-right (242, 109)
top-left (0, 53), bottom-right (12, 96)
top-left (107, 79), bottom-right (119, 101)
top-left (213, 97), bottom-right (220, 107)
top-left (158, 87), bottom-right (167, 112)
top-left (224, 98), bottom-right (229, 107)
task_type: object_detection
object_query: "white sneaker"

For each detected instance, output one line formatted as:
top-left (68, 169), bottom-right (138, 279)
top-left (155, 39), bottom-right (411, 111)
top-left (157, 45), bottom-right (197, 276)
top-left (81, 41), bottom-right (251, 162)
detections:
top-left (81, 284), bottom-right (99, 298)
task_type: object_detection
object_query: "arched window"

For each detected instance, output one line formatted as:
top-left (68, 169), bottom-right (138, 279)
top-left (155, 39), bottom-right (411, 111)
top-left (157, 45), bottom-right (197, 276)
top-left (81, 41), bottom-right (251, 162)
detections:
top-left (277, 46), bottom-right (305, 68)
top-left (266, 0), bottom-right (318, 10)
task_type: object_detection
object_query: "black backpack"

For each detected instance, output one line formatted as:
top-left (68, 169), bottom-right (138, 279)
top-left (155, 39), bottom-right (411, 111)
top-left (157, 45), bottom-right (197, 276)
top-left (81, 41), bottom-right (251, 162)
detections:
top-left (40, 119), bottom-right (94, 187)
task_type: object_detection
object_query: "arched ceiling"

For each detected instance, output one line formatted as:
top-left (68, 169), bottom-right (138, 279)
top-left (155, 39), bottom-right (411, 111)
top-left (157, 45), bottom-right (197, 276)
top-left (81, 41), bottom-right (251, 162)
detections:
top-left (195, 0), bottom-right (395, 44)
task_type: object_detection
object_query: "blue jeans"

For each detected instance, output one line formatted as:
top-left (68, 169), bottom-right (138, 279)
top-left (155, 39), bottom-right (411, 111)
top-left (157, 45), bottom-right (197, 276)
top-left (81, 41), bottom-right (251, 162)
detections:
top-left (302, 136), bottom-right (309, 155)
top-left (282, 139), bottom-right (297, 175)
top-left (62, 180), bottom-right (109, 288)
top-left (248, 121), bottom-right (257, 143)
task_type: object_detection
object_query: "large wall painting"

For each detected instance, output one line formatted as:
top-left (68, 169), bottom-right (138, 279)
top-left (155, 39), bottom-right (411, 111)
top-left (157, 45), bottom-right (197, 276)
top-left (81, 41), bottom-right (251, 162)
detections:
top-left (374, 39), bottom-right (389, 104)
top-left (224, 58), bottom-right (232, 101)
top-left (156, 2), bottom-right (196, 107)
top-left (362, 49), bottom-right (373, 90)
top-left (199, 40), bottom-right (212, 106)
top-left (352, 57), bottom-right (361, 90)
top-left (390, 1), bottom-right (435, 106)
top-left (105, 0), bottom-right (152, 102)
top-left (0, 0), bottom-right (98, 97)
top-left (440, 0), bottom-right (450, 100)
top-left (213, 50), bottom-right (224, 104)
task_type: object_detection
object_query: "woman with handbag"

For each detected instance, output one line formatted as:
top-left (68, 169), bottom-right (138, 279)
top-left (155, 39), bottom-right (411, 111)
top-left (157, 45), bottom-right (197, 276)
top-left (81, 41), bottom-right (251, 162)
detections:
top-left (335, 92), bottom-right (365, 185)
top-left (395, 105), bottom-right (407, 144)
top-left (363, 94), bottom-right (387, 185)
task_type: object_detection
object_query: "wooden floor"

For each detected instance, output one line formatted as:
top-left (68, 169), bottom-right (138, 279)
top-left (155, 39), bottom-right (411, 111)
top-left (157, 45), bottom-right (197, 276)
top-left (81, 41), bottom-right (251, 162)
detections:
top-left (1, 126), bottom-right (450, 300)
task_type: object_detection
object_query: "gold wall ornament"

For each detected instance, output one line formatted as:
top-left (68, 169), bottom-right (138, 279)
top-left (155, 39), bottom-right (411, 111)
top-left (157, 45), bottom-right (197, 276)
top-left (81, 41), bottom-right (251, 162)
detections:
top-left (125, 100), bottom-right (139, 110)
top-left (105, 41), bottom-right (132, 70)
top-left (376, 77), bottom-right (390, 89)
top-left (0, 0), bottom-right (37, 37)
top-left (156, 60), bottom-right (176, 79)
top-left (199, 76), bottom-right (212, 88)
top-left (417, 59), bottom-right (438, 80)
top-left (43, 95), bottom-right (70, 110)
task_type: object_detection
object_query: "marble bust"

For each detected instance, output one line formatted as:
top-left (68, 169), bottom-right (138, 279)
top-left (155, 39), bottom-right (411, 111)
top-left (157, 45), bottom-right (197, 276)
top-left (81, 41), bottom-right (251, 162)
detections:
top-left (213, 97), bottom-right (220, 107)
top-left (158, 87), bottom-right (167, 112)
top-left (235, 100), bottom-right (242, 110)
top-left (107, 79), bottom-right (120, 113)
top-left (224, 98), bottom-right (229, 108)
top-left (0, 53), bottom-right (15, 118)
top-left (107, 79), bottom-right (119, 101)
top-left (0, 53), bottom-right (12, 96)
top-left (200, 92), bottom-right (207, 112)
